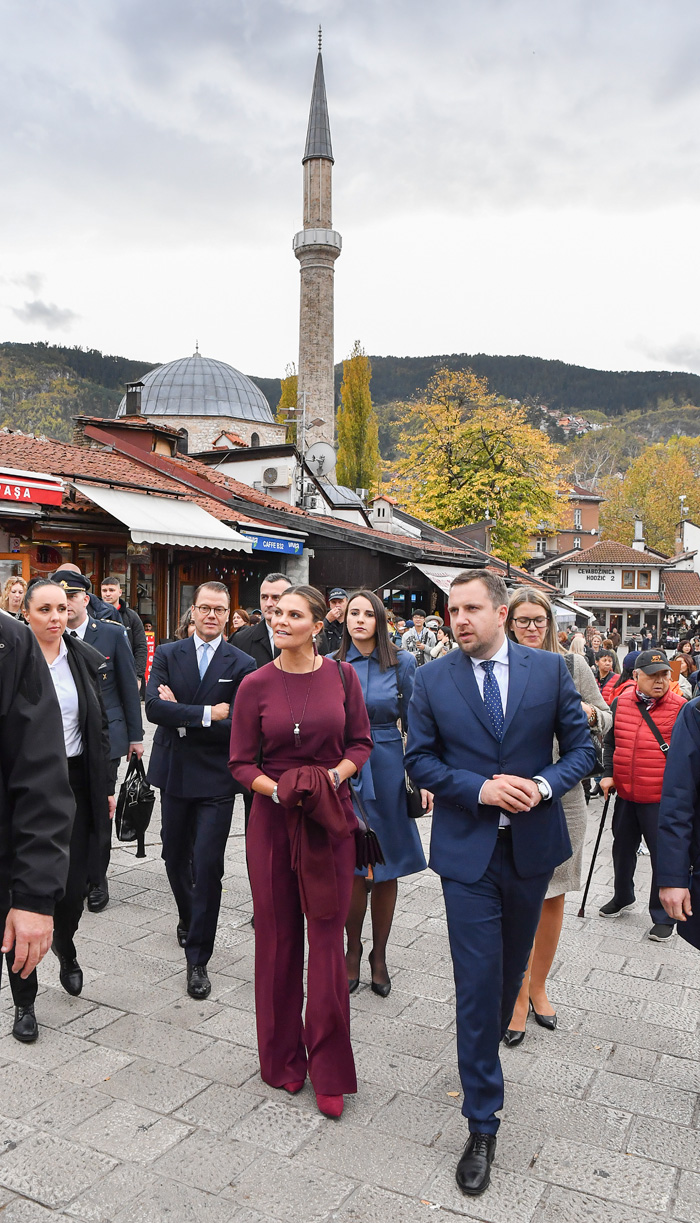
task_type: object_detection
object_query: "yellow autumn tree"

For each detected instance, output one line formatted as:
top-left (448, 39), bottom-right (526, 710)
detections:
top-left (388, 367), bottom-right (559, 564)
top-left (275, 364), bottom-right (298, 444)
top-left (600, 438), bottom-right (700, 553)
top-left (336, 341), bottom-right (380, 494)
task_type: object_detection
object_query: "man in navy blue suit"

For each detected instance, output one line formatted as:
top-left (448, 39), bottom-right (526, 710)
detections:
top-left (146, 581), bottom-right (255, 1000)
top-left (405, 571), bottom-right (594, 1196)
top-left (657, 698), bottom-right (700, 951)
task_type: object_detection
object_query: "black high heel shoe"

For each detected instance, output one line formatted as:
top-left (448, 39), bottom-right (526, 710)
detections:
top-left (529, 998), bottom-right (557, 1030)
top-left (503, 1027), bottom-right (525, 1048)
top-left (368, 949), bottom-right (391, 998)
top-left (347, 944), bottom-right (363, 994)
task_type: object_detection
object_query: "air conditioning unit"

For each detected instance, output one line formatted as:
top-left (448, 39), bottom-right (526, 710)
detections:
top-left (261, 465), bottom-right (293, 488)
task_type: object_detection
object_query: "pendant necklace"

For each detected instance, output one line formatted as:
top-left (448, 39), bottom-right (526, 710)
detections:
top-left (279, 657), bottom-right (316, 748)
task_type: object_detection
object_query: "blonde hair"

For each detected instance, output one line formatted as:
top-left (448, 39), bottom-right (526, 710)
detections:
top-left (569, 636), bottom-right (586, 655)
top-left (506, 587), bottom-right (565, 655)
top-left (0, 575), bottom-right (27, 611)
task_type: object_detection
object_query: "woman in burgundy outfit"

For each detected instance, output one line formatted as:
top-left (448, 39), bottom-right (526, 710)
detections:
top-left (229, 585), bottom-right (372, 1118)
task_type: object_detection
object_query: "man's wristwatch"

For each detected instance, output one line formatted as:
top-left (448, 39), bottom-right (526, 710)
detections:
top-left (271, 784), bottom-right (280, 804)
top-left (535, 779), bottom-right (550, 801)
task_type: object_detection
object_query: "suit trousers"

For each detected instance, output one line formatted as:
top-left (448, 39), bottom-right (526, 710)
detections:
top-left (8, 756), bottom-right (93, 1008)
top-left (0, 909), bottom-right (37, 1010)
top-left (611, 797), bottom-right (669, 926)
top-left (442, 833), bottom-right (551, 1134)
top-left (160, 792), bottom-right (235, 966)
top-left (88, 756), bottom-right (120, 887)
top-left (247, 794), bottom-right (357, 1095)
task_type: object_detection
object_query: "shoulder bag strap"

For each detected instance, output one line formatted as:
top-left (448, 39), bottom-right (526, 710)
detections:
top-left (637, 701), bottom-right (670, 754)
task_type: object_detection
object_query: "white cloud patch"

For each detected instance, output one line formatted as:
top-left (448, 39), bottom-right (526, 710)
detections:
top-left (12, 299), bottom-right (79, 330)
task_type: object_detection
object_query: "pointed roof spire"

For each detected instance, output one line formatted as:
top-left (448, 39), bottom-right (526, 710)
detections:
top-left (302, 32), bottom-right (334, 165)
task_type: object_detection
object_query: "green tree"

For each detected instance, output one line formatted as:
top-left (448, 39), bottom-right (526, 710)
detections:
top-left (388, 367), bottom-right (559, 564)
top-left (336, 341), bottom-right (380, 493)
top-left (276, 364), bottom-right (298, 444)
top-left (600, 438), bottom-right (700, 553)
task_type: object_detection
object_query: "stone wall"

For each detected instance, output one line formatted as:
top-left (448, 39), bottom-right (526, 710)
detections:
top-left (153, 417), bottom-right (286, 453)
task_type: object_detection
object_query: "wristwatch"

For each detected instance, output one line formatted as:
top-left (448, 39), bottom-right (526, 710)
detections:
top-left (535, 779), bottom-right (550, 802)
top-left (271, 784), bottom-right (280, 804)
top-left (331, 770), bottom-right (341, 791)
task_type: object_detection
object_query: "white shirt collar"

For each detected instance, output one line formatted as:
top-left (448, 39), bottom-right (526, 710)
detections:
top-left (70, 617), bottom-right (89, 640)
top-left (49, 637), bottom-right (69, 667)
top-left (193, 632), bottom-right (222, 654)
top-left (470, 635), bottom-right (510, 667)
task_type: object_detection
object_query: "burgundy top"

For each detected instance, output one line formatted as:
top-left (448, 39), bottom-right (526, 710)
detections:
top-left (228, 656), bottom-right (373, 806)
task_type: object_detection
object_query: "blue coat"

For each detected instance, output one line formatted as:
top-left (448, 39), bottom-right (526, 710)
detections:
top-left (658, 697), bottom-right (700, 950)
top-left (346, 644), bottom-right (427, 881)
top-left (81, 617), bottom-right (143, 759)
top-left (404, 640), bottom-right (595, 883)
top-left (146, 636), bottom-right (256, 799)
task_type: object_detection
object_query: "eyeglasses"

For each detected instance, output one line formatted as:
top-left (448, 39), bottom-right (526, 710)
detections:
top-left (194, 605), bottom-right (229, 617)
top-left (512, 616), bottom-right (549, 629)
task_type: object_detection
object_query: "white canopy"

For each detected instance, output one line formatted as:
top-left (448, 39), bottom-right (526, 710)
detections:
top-left (73, 484), bottom-right (253, 552)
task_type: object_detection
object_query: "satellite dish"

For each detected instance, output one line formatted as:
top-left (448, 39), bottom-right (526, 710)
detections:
top-left (305, 441), bottom-right (337, 477)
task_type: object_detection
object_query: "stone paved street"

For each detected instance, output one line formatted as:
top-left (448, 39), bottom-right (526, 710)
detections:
top-left (1, 729), bottom-right (698, 1222)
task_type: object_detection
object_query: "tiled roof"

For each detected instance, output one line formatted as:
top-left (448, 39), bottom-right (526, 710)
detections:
top-left (663, 571), bottom-right (700, 609)
top-left (568, 590), bottom-right (664, 603)
top-left (562, 540), bottom-right (668, 566)
top-left (567, 484), bottom-right (604, 501)
top-left (213, 431), bottom-right (248, 448)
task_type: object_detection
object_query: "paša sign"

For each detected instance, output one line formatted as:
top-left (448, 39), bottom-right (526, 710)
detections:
top-left (239, 531), bottom-right (303, 555)
top-left (0, 467), bottom-right (63, 506)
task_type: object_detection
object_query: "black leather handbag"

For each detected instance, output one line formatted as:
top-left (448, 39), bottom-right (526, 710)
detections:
top-left (115, 756), bottom-right (156, 858)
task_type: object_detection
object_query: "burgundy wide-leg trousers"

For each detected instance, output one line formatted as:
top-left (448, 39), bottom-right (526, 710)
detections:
top-left (247, 794), bottom-right (357, 1095)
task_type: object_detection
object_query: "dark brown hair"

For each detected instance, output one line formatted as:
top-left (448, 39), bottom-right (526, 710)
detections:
top-left (102, 574), bottom-right (122, 588)
top-left (231, 607), bottom-right (251, 626)
top-left (193, 581), bottom-right (230, 606)
top-left (280, 585), bottom-right (327, 625)
top-left (449, 570), bottom-right (508, 609)
top-left (337, 589), bottom-right (400, 672)
top-left (24, 579), bottom-right (66, 608)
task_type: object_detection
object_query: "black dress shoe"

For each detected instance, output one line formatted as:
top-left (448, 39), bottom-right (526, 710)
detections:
top-left (187, 964), bottom-right (211, 999)
top-left (176, 922), bottom-right (189, 949)
top-left (13, 1005), bottom-right (38, 1043)
top-left (456, 1132), bottom-right (497, 1196)
top-left (87, 882), bottom-right (109, 913)
top-left (503, 1027), bottom-right (525, 1047)
top-left (347, 943), bottom-right (363, 994)
top-left (368, 949), bottom-right (391, 997)
top-left (529, 998), bottom-right (557, 1030)
top-left (52, 946), bottom-right (83, 996)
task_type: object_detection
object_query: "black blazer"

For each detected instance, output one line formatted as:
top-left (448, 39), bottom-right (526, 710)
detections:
top-left (145, 635), bottom-right (256, 798)
top-left (63, 633), bottom-right (112, 846)
top-left (0, 613), bottom-right (74, 915)
top-left (80, 618), bottom-right (143, 757)
top-left (230, 618), bottom-right (276, 669)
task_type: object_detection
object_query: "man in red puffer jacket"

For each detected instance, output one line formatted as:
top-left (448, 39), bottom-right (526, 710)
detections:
top-left (598, 650), bottom-right (686, 942)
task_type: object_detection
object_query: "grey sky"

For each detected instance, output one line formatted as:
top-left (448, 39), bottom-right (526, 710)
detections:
top-left (2, 0), bottom-right (700, 381)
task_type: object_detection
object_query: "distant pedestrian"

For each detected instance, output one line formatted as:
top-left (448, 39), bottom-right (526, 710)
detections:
top-left (318, 587), bottom-right (348, 656)
top-left (0, 576), bottom-right (27, 620)
top-left (402, 609), bottom-right (436, 665)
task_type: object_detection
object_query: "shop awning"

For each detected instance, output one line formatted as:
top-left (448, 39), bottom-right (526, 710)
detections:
top-left (73, 484), bottom-right (253, 553)
top-left (553, 596), bottom-right (594, 622)
top-left (411, 561), bottom-right (478, 595)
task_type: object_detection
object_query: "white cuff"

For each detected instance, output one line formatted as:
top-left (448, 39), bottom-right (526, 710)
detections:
top-left (202, 706), bottom-right (211, 728)
top-left (533, 775), bottom-right (552, 800)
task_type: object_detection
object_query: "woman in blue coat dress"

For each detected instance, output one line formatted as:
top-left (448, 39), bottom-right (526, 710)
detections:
top-left (338, 591), bottom-right (430, 997)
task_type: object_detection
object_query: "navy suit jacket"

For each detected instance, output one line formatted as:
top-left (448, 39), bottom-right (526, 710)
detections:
top-left (404, 640), bottom-right (596, 883)
top-left (146, 636), bottom-right (256, 799)
top-left (657, 698), bottom-right (700, 950)
top-left (81, 617), bottom-right (143, 758)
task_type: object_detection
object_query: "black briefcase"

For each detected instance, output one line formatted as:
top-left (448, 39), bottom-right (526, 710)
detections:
top-left (115, 756), bottom-right (156, 858)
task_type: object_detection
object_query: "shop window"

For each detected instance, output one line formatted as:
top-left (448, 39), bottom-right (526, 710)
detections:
top-left (622, 570), bottom-right (635, 588)
top-left (637, 570), bottom-right (651, 589)
top-left (626, 611), bottom-right (641, 628)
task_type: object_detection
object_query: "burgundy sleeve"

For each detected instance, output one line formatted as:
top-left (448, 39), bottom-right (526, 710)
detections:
top-left (340, 661), bottom-right (373, 773)
top-left (228, 673), bottom-right (264, 790)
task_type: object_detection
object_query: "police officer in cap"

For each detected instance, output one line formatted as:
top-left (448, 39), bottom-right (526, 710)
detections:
top-left (53, 570), bottom-right (144, 911)
top-left (318, 588), bottom-right (348, 656)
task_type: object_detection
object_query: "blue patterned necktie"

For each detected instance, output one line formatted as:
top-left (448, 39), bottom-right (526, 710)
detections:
top-left (480, 660), bottom-right (504, 741)
top-left (198, 643), bottom-right (211, 680)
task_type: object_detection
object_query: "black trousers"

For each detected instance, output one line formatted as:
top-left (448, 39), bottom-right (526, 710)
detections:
top-left (160, 792), bottom-right (235, 966)
top-left (2, 754), bottom-right (92, 1008)
top-left (88, 756), bottom-right (120, 886)
top-left (0, 909), bottom-right (38, 1009)
top-left (611, 797), bottom-right (669, 926)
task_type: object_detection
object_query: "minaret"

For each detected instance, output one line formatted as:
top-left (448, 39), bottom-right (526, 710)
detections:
top-left (293, 29), bottom-right (342, 449)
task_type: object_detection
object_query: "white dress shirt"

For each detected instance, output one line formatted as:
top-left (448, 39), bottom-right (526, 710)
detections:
top-left (194, 633), bottom-right (222, 728)
top-left (266, 620), bottom-right (275, 657)
top-left (472, 636), bottom-right (551, 819)
top-left (69, 616), bottom-right (89, 640)
top-left (48, 638), bottom-right (83, 757)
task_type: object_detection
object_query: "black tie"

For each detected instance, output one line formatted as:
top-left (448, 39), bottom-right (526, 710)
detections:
top-left (71, 630), bottom-right (79, 637)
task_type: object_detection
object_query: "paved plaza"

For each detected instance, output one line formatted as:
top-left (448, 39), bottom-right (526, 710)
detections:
top-left (1, 734), bottom-right (699, 1222)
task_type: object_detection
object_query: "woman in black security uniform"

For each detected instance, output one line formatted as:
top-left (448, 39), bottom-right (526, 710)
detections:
top-left (13, 580), bottom-right (113, 1041)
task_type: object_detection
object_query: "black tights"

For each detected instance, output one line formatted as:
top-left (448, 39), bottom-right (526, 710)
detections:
top-left (345, 876), bottom-right (398, 988)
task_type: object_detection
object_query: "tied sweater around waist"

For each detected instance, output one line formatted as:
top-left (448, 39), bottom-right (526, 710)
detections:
top-left (276, 765), bottom-right (352, 920)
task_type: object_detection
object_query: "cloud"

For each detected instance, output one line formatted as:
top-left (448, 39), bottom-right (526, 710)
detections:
top-left (637, 337), bottom-right (700, 375)
top-left (11, 299), bottom-right (79, 330)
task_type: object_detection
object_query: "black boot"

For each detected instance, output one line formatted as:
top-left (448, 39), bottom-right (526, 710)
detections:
top-left (13, 1004), bottom-right (38, 1043)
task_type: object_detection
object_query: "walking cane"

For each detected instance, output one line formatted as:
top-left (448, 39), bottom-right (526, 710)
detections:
top-left (578, 793), bottom-right (612, 918)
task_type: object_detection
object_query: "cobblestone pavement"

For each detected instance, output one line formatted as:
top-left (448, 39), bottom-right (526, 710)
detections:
top-left (1, 727), bottom-right (698, 1221)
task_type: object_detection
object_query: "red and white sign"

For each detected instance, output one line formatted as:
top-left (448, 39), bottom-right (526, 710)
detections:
top-left (145, 632), bottom-right (156, 684)
top-left (0, 467), bottom-right (64, 507)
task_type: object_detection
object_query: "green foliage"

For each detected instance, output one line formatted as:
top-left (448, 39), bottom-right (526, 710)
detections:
top-left (389, 367), bottom-right (559, 564)
top-left (336, 342), bottom-right (380, 494)
top-left (275, 365), bottom-right (298, 444)
top-left (600, 437), bottom-right (700, 553)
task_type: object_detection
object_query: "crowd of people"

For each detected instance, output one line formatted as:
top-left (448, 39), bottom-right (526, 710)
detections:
top-left (1, 565), bottom-right (699, 1200)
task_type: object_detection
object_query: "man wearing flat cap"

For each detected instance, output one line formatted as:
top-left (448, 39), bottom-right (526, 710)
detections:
top-left (53, 569), bottom-right (143, 912)
top-left (598, 650), bottom-right (686, 941)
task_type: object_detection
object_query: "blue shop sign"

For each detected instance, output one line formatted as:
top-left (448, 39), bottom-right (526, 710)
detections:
top-left (239, 530), bottom-right (303, 555)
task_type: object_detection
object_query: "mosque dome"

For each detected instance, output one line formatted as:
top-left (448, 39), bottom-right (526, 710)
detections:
top-left (117, 351), bottom-right (273, 424)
